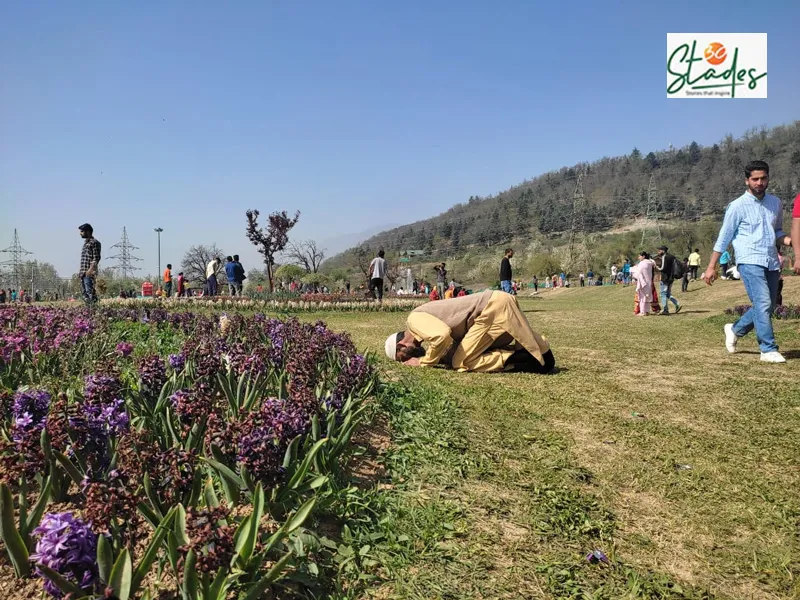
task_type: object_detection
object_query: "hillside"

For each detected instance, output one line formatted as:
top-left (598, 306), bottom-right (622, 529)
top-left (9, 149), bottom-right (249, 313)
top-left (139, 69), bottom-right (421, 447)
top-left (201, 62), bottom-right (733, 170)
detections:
top-left (326, 122), bottom-right (800, 272)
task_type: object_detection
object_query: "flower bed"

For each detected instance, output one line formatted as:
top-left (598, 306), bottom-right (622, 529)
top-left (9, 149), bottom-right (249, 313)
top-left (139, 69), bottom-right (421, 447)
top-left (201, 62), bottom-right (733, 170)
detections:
top-left (100, 296), bottom-right (428, 312)
top-left (0, 305), bottom-right (376, 598)
top-left (725, 304), bottom-right (800, 319)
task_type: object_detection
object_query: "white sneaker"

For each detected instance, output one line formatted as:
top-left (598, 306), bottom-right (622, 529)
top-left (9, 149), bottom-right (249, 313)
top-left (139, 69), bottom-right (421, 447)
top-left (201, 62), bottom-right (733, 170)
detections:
top-left (723, 324), bottom-right (738, 353)
top-left (760, 351), bottom-right (786, 363)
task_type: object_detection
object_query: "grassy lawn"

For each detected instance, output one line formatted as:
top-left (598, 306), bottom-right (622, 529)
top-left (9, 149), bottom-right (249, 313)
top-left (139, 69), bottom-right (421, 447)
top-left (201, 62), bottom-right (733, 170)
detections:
top-left (309, 278), bottom-right (800, 599)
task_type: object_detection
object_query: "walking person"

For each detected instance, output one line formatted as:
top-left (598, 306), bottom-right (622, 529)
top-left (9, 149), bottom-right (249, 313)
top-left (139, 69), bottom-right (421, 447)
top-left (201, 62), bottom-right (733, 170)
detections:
top-left (176, 272), bottom-right (186, 297)
top-left (206, 256), bottom-right (220, 296)
top-left (579, 272), bottom-right (585, 287)
top-left (655, 246), bottom-right (682, 315)
top-left (702, 160), bottom-right (791, 363)
top-left (631, 251), bottom-right (654, 316)
top-left (681, 258), bottom-right (690, 293)
top-left (532, 275), bottom-right (538, 293)
top-left (369, 249), bottom-right (387, 302)
top-left (688, 248), bottom-right (701, 281)
top-left (163, 264), bottom-right (173, 297)
top-left (77, 223), bottom-right (101, 305)
top-left (500, 248), bottom-right (514, 294)
top-left (434, 262), bottom-right (447, 297)
top-left (719, 249), bottom-right (731, 279)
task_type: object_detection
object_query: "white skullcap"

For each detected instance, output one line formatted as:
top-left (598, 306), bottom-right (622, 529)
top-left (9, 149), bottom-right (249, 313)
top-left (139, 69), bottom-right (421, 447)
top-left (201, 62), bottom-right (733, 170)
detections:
top-left (385, 332), bottom-right (400, 360)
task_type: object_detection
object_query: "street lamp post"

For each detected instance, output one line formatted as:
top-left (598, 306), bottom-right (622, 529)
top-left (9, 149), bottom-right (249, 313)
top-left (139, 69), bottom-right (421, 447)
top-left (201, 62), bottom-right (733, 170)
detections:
top-left (154, 228), bottom-right (163, 290)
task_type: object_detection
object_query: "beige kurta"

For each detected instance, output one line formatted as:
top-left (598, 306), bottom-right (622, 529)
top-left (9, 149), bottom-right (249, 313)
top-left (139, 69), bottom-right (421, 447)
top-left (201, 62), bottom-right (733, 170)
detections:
top-left (406, 291), bottom-right (550, 373)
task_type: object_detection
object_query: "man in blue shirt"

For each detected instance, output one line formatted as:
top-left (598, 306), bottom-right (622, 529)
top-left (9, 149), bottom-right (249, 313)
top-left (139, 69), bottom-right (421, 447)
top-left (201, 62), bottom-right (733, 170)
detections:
top-left (702, 161), bottom-right (791, 363)
top-left (224, 256), bottom-right (239, 296)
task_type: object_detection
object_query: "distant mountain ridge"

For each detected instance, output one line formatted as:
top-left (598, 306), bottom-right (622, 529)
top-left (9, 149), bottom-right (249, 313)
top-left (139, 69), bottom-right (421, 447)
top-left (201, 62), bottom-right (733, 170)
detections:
top-left (328, 122), bottom-right (800, 265)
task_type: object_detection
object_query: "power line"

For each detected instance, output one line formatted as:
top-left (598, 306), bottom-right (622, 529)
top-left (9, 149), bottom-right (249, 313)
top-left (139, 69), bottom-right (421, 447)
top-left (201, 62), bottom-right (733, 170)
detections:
top-left (108, 227), bottom-right (142, 279)
top-left (0, 229), bottom-right (33, 289)
top-left (640, 174), bottom-right (663, 248)
top-left (567, 173), bottom-right (590, 272)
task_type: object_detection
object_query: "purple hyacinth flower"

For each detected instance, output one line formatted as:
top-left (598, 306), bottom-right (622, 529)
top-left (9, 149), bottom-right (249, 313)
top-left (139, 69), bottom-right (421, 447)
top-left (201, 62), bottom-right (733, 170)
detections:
top-left (31, 512), bottom-right (99, 598)
top-left (585, 549), bottom-right (610, 565)
top-left (168, 352), bottom-right (186, 371)
top-left (12, 389), bottom-right (51, 425)
top-left (115, 342), bottom-right (134, 357)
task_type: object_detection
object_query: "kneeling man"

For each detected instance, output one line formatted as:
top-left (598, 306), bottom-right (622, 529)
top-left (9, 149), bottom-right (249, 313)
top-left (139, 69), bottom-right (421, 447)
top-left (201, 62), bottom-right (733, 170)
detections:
top-left (385, 290), bottom-right (554, 373)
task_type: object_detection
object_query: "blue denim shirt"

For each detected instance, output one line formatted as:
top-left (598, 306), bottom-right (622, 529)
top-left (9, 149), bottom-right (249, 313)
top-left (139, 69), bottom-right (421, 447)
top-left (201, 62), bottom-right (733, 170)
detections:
top-left (713, 191), bottom-right (785, 271)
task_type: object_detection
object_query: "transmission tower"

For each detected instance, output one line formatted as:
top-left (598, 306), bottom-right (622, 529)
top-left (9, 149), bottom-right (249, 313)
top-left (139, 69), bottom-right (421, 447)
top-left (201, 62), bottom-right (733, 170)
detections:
top-left (567, 173), bottom-right (590, 273)
top-left (0, 229), bottom-right (33, 289)
top-left (109, 227), bottom-right (142, 279)
top-left (640, 174), bottom-right (662, 248)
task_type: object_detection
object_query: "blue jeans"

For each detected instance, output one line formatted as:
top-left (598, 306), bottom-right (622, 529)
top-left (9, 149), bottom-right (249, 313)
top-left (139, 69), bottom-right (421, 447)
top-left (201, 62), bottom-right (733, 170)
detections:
top-left (81, 275), bottom-right (97, 304)
top-left (206, 275), bottom-right (217, 296)
top-left (500, 280), bottom-right (513, 293)
top-left (659, 281), bottom-right (680, 313)
top-left (733, 264), bottom-right (780, 352)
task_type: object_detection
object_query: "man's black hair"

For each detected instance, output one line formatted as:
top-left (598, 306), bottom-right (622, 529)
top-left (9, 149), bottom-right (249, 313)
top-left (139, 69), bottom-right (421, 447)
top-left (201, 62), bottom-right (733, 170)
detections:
top-left (78, 223), bottom-right (93, 234)
top-left (378, 249), bottom-right (385, 258)
top-left (226, 256), bottom-right (233, 262)
top-left (166, 264), bottom-right (172, 269)
top-left (233, 255), bottom-right (239, 261)
top-left (745, 160), bottom-right (769, 178)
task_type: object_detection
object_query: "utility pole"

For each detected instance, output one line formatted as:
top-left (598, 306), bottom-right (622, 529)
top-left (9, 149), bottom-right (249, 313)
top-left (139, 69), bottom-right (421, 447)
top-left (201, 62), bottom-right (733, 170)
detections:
top-left (567, 173), bottom-right (590, 274)
top-left (641, 174), bottom-right (662, 248)
top-left (154, 227), bottom-right (163, 289)
top-left (109, 227), bottom-right (142, 280)
top-left (0, 229), bottom-right (33, 290)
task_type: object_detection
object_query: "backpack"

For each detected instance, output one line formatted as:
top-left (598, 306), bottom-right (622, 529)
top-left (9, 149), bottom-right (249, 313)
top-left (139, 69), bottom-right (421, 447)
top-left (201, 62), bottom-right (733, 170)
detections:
top-left (671, 256), bottom-right (686, 280)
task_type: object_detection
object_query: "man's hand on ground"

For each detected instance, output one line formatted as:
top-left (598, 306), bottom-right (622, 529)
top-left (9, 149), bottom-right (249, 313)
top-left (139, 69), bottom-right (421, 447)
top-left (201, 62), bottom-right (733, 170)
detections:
top-left (701, 268), bottom-right (716, 286)
top-left (402, 357), bottom-right (421, 367)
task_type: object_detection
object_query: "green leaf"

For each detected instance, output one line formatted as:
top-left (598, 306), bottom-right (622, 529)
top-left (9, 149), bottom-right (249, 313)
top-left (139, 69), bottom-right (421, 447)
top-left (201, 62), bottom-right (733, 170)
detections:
top-left (208, 566), bottom-right (231, 600)
top-left (287, 438), bottom-right (328, 490)
top-left (238, 484), bottom-right (263, 565)
top-left (23, 474), bottom-right (53, 537)
top-left (142, 472), bottom-right (164, 519)
top-left (203, 478), bottom-right (220, 509)
top-left (241, 551), bottom-right (293, 600)
top-left (0, 482), bottom-right (30, 578)
top-left (205, 449), bottom-right (245, 490)
top-left (36, 563), bottom-right (86, 597)
top-left (175, 505), bottom-right (189, 546)
top-left (311, 414), bottom-right (321, 441)
top-left (132, 508), bottom-right (175, 592)
top-left (109, 548), bottom-right (132, 600)
top-left (285, 497), bottom-right (317, 534)
top-left (282, 436), bottom-right (300, 469)
top-left (53, 451), bottom-right (83, 486)
top-left (183, 549), bottom-right (199, 600)
top-left (240, 464), bottom-right (256, 495)
top-left (137, 501), bottom-right (161, 529)
top-left (97, 534), bottom-right (114, 584)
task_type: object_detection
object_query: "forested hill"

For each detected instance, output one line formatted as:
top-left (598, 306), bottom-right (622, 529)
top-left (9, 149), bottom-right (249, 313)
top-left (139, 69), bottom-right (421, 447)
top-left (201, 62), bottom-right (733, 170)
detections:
top-left (328, 122), bottom-right (800, 264)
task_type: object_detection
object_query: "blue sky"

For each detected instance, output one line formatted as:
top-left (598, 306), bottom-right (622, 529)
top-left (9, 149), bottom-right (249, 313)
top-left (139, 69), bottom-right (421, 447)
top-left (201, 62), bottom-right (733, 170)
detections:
top-left (1, 0), bottom-right (798, 277)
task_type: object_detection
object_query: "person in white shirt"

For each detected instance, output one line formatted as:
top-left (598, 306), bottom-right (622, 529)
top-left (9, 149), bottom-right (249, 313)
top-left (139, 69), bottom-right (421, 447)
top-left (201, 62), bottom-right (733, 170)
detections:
top-left (369, 249), bottom-right (388, 302)
top-left (206, 257), bottom-right (221, 296)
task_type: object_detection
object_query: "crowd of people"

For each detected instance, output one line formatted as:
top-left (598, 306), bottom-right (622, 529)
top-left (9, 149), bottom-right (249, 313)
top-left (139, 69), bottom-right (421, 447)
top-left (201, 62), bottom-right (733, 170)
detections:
top-left (62, 161), bottom-right (800, 368)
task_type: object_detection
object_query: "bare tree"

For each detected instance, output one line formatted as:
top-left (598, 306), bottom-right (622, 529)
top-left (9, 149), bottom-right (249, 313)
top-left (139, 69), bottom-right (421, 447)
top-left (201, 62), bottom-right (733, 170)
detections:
top-left (353, 245), bottom-right (373, 284)
top-left (285, 240), bottom-right (326, 273)
top-left (245, 209), bottom-right (300, 293)
top-left (180, 244), bottom-right (226, 287)
top-left (385, 262), bottom-right (400, 289)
